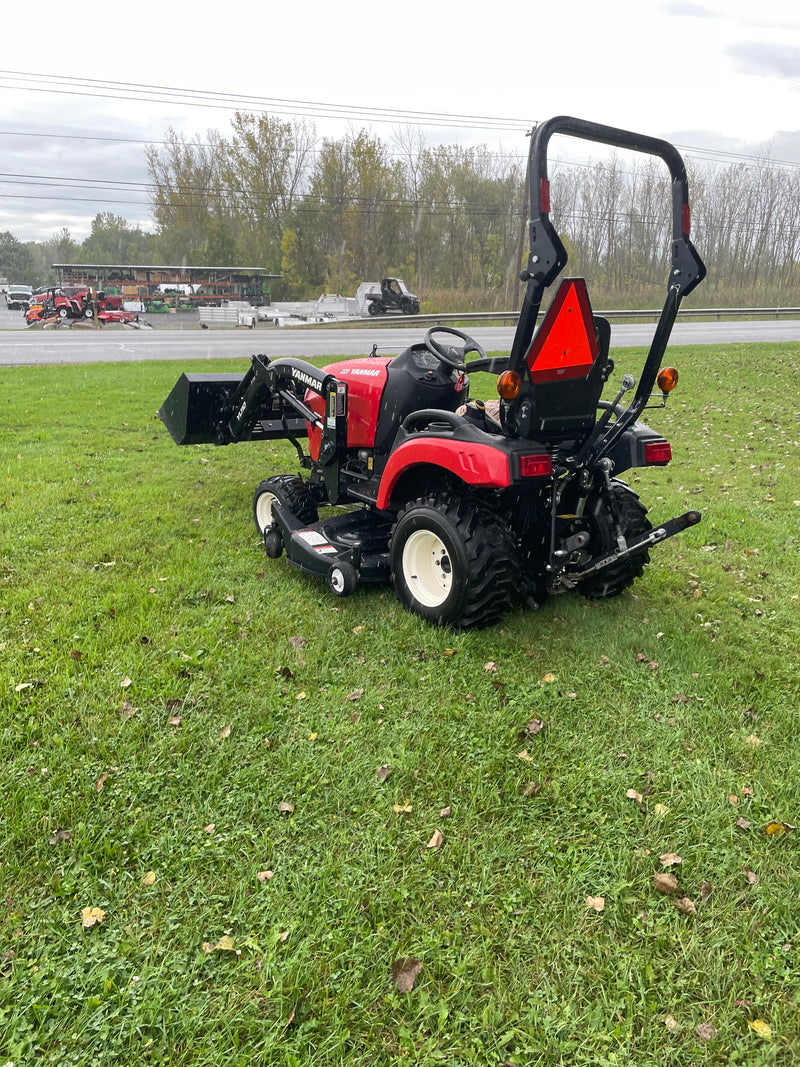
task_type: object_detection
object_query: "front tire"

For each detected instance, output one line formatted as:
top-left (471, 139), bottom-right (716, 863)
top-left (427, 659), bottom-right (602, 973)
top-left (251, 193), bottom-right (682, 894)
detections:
top-left (577, 481), bottom-right (652, 599)
top-left (253, 474), bottom-right (318, 535)
top-left (389, 495), bottom-right (518, 628)
top-left (367, 301), bottom-right (381, 316)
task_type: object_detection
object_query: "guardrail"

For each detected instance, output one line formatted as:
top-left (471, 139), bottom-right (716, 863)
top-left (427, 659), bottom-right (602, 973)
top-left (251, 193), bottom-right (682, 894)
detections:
top-left (296, 306), bottom-right (800, 329)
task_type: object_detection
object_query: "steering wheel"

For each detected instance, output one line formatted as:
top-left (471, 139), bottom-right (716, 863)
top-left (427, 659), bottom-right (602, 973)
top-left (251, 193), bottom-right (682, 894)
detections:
top-left (424, 326), bottom-right (487, 370)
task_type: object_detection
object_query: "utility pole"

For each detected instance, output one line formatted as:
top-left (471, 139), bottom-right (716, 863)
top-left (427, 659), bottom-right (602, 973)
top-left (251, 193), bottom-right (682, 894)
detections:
top-left (512, 125), bottom-right (535, 312)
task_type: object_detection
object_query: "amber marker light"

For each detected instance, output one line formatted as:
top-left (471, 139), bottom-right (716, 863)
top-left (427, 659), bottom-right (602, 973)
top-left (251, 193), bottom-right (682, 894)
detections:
top-left (497, 370), bottom-right (522, 400)
top-left (657, 366), bottom-right (679, 392)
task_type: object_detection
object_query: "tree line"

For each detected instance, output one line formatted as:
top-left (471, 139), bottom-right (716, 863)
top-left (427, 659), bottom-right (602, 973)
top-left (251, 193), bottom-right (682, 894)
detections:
top-left (3, 113), bottom-right (800, 311)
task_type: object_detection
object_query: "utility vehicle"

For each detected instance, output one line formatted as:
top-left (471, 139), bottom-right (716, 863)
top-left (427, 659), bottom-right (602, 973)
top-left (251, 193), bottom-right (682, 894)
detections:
top-left (159, 116), bottom-right (706, 628)
top-left (365, 278), bottom-right (421, 316)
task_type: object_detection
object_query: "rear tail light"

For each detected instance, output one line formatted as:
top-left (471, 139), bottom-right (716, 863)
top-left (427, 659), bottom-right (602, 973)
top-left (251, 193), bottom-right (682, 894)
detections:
top-left (644, 440), bottom-right (672, 465)
top-left (518, 453), bottom-right (553, 478)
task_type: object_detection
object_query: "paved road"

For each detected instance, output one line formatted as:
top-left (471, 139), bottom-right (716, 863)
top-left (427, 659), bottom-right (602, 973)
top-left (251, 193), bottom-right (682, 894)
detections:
top-left (2, 309), bottom-right (800, 366)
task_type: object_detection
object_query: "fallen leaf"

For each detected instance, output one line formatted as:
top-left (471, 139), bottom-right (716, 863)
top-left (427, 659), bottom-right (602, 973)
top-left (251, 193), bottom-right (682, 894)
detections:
top-left (695, 1022), bottom-right (718, 1042)
top-left (517, 750), bottom-right (534, 762)
top-left (526, 718), bottom-right (545, 735)
top-left (95, 773), bottom-right (108, 793)
top-left (659, 853), bottom-right (682, 867)
top-left (15, 682), bottom-right (33, 692)
top-left (69, 648), bottom-right (83, 660)
top-left (391, 957), bottom-right (423, 993)
top-left (653, 803), bottom-right (670, 816)
top-left (204, 823), bottom-right (216, 834)
top-left (141, 871), bottom-right (156, 887)
top-left (168, 715), bottom-right (182, 726)
top-left (729, 792), bottom-right (739, 806)
top-left (219, 724), bottom-right (231, 739)
top-left (352, 625), bottom-right (364, 634)
top-left (307, 732), bottom-right (318, 741)
top-left (257, 870), bottom-right (273, 883)
top-left (674, 896), bottom-right (697, 916)
top-left (278, 930), bottom-right (290, 943)
top-left (278, 802), bottom-right (295, 814)
top-left (81, 906), bottom-right (106, 928)
top-left (743, 869), bottom-right (758, 885)
top-left (765, 821), bottom-right (788, 836)
top-left (748, 1019), bottom-right (772, 1040)
top-left (392, 802), bottom-right (413, 814)
top-left (542, 673), bottom-right (556, 684)
top-left (121, 700), bottom-right (139, 719)
top-left (376, 764), bottom-right (391, 781)
top-left (289, 636), bottom-right (308, 650)
top-left (523, 782), bottom-right (542, 797)
top-left (626, 788), bottom-right (644, 804)
top-left (586, 895), bottom-right (605, 912)
top-left (745, 734), bottom-right (761, 747)
top-left (653, 872), bottom-right (679, 895)
top-left (346, 688), bottom-right (364, 701)
top-left (483, 661), bottom-right (498, 673)
top-left (663, 1014), bottom-right (679, 1032)
top-left (425, 830), bottom-right (444, 850)
top-left (120, 677), bottom-right (132, 688)
top-left (203, 935), bottom-right (239, 955)
top-left (736, 817), bottom-right (752, 830)
top-left (49, 828), bottom-right (73, 845)
top-left (439, 805), bottom-right (452, 818)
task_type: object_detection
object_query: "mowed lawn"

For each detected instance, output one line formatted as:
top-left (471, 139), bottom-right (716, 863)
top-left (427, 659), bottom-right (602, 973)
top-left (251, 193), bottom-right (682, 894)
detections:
top-left (1, 342), bottom-right (798, 1066)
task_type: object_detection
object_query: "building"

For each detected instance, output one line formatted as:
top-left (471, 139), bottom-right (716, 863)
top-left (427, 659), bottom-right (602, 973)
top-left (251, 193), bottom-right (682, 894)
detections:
top-left (52, 264), bottom-right (282, 308)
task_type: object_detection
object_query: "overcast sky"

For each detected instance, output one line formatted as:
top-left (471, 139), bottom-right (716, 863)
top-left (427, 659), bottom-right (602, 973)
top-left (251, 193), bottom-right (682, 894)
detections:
top-left (1, 0), bottom-right (798, 244)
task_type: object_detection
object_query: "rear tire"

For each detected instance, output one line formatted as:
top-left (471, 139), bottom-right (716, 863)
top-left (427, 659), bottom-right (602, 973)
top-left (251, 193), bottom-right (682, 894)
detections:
top-left (577, 481), bottom-right (652, 599)
top-left (367, 301), bottom-right (381, 316)
top-left (253, 474), bottom-right (318, 535)
top-left (389, 495), bottom-right (518, 628)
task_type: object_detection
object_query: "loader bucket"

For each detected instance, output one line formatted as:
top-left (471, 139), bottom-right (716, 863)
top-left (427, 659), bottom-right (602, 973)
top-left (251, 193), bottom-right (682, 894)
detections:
top-left (158, 372), bottom-right (245, 445)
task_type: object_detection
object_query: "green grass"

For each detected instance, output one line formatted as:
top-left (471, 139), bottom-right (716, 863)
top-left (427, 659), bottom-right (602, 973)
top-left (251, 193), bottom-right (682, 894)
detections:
top-left (1, 345), bottom-right (799, 1066)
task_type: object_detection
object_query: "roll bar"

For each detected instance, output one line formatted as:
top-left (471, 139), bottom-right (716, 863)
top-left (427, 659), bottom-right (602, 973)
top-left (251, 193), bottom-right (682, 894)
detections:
top-left (509, 116), bottom-right (706, 399)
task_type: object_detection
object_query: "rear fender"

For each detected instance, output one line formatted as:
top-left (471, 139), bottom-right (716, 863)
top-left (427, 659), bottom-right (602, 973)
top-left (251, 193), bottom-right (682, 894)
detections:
top-left (376, 438), bottom-right (511, 510)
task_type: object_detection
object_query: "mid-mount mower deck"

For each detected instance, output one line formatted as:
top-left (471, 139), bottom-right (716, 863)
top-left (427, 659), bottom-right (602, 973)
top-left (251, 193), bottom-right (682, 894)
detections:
top-left (159, 116), bottom-right (706, 628)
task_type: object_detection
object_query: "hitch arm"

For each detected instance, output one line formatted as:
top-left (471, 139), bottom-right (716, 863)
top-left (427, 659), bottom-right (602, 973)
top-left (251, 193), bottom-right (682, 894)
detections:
top-left (570, 510), bottom-right (701, 581)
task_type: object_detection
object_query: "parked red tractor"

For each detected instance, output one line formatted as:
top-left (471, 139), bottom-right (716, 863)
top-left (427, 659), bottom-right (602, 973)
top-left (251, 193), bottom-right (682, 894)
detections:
top-left (159, 117), bottom-right (706, 628)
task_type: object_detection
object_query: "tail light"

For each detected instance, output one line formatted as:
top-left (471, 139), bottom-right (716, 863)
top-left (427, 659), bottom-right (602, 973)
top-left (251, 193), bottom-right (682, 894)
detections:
top-left (518, 453), bottom-right (553, 478)
top-left (644, 440), bottom-right (672, 465)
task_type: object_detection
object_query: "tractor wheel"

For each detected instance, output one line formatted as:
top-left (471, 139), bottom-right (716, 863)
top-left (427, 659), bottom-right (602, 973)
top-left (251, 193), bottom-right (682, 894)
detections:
top-left (577, 480), bottom-right (652, 599)
top-left (367, 301), bottom-right (381, 316)
top-left (58, 307), bottom-right (69, 319)
top-left (389, 495), bottom-right (518, 628)
top-left (84, 307), bottom-right (94, 318)
top-left (253, 474), bottom-right (318, 535)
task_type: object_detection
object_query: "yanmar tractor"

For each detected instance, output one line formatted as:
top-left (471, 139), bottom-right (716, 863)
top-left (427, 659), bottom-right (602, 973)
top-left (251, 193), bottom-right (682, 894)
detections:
top-left (159, 117), bottom-right (706, 629)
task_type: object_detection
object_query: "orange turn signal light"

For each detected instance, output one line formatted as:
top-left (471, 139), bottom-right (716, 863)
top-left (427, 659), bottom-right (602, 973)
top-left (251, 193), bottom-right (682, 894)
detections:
top-left (657, 366), bottom-right (679, 393)
top-left (497, 370), bottom-right (522, 400)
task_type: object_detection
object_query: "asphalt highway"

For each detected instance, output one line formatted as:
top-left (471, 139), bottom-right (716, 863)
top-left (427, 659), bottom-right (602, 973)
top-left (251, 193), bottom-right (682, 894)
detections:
top-left (2, 309), bottom-right (800, 366)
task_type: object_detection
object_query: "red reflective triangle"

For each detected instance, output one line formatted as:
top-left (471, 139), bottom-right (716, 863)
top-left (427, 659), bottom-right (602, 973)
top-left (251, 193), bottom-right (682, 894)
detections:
top-left (525, 279), bottom-right (599, 383)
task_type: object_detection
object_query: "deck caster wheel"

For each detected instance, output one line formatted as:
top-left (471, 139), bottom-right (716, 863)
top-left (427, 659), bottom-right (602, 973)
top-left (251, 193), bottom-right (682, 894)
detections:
top-left (264, 528), bottom-right (283, 558)
top-left (328, 562), bottom-right (358, 597)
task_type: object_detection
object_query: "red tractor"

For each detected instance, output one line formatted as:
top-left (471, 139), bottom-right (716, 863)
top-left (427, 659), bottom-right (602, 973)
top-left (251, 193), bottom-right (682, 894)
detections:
top-left (159, 117), bottom-right (705, 628)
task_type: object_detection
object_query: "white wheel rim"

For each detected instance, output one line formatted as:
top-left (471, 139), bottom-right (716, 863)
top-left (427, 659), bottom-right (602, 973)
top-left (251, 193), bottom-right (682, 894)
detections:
top-left (255, 492), bottom-right (278, 533)
top-left (330, 568), bottom-right (345, 593)
top-left (402, 529), bottom-right (453, 607)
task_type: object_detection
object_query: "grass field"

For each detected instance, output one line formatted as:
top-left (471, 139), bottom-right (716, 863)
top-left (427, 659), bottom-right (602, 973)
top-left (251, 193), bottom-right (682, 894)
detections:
top-left (1, 343), bottom-right (798, 1066)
